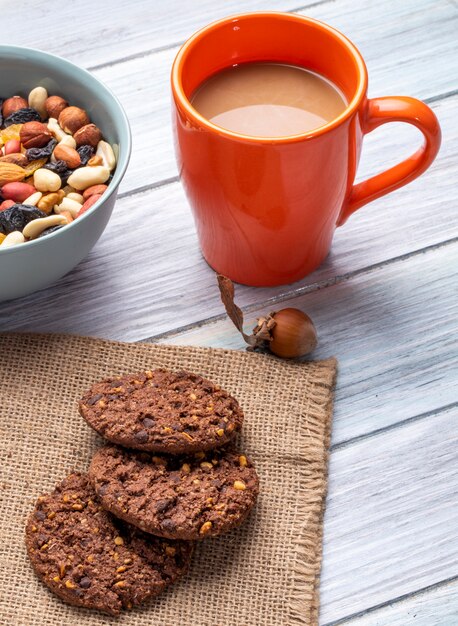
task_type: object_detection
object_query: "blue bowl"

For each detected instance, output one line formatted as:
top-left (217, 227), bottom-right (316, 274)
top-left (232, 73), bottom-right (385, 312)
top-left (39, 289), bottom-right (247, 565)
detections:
top-left (0, 45), bottom-right (131, 301)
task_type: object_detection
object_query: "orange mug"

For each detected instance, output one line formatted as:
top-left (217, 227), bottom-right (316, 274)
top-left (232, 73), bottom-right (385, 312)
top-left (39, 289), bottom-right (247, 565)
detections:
top-left (171, 12), bottom-right (441, 286)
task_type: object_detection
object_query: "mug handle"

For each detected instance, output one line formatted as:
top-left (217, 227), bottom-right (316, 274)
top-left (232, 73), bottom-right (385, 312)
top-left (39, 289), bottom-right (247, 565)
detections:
top-left (337, 96), bottom-right (441, 226)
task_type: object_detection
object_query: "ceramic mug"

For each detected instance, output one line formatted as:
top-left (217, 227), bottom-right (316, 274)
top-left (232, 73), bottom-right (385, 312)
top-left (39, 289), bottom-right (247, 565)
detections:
top-left (171, 12), bottom-right (441, 286)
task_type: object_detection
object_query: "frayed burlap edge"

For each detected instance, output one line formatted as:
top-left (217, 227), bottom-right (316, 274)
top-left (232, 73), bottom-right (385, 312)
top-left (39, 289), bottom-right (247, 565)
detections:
top-left (288, 359), bottom-right (336, 625)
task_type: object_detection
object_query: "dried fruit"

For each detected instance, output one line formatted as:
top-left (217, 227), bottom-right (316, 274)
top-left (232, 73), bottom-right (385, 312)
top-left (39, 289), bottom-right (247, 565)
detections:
top-left (217, 275), bottom-right (318, 359)
top-left (0, 204), bottom-right (46, 234)
top-left (4, 107), bottom-right (41, 127)
top-left (37, 224), bottom-right (64, 238)
top-left (0, 124), bottom-right (22, 145)
top-left (82, 184), bottom-right (107, 200)
top-left (58, 106), bottom-right (90, 134)
top-left (45, 95), bottom-right (68, 119)
top-left (77, 144), bottom-right (95, 165)
top-left (22, 157), bottom-right (48, 177)
top-left (20, 121), bottom-right (53, 149)
top-left (26, 139), bottom-right (57, 161)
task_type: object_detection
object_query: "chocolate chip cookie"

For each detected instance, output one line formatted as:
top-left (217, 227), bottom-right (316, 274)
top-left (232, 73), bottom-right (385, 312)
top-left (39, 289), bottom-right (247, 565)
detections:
top-left (79, 369), bottom-right (244, 454)
top-left (25, 473), bottom-right (193, 615)
top-left (89, 445), bottom-right (259, 541)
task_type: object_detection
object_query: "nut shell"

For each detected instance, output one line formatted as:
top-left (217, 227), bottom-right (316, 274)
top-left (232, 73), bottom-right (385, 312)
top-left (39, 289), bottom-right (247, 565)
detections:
top-left (73, 123), bottom-right (102, 148)
top-left (45, 95), bottom-right (68, 119)
top-left (58, 106), bottom-right (90, 135)
top-left (20, 121), bottom-right (53, 149)
top-left (2, 96), bottom-right (28, 118)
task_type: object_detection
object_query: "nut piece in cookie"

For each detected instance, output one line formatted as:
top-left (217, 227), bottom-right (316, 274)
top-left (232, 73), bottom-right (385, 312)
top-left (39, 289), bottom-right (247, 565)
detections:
top-left (25, 473), bottom-right (193, 615)
top-left (89, 445), bottom-right (259, 541)
top-left (79, 369), bottom-right (244, 454)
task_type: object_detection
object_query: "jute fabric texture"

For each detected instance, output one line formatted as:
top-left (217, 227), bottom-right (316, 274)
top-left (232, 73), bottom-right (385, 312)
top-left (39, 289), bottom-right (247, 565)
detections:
top-left (0, 333), bottom-right (337, 626)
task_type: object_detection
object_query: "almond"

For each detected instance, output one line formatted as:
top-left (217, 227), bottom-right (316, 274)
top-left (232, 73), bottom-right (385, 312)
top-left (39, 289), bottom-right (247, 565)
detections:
top-left (0, 153), bottom-right (29, 167)
top-left (58, 106), bottom-right (90, 134)
top-left (73, 123), bottom-right (102, 148)
top-left (20, 121), bottom-right (53, 149)
top-left (53, 144), bottom-right (81, 169)
top-left (0, 162), bottom-right (27, 187)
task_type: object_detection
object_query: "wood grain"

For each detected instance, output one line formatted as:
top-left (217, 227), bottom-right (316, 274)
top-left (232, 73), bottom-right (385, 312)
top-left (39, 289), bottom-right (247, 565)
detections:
top-left (90, 0), bottom-right (458, 195)
top-left (0, 0), bottom-right (308, 67)
top-left (329, 579), bottom-right (458, 626)
top-left (161, 241), bottom-right (458, 445)
top-left (319, 405), bottom-right (458, 622)
top-left (0, 95), bottom-right (455, 345)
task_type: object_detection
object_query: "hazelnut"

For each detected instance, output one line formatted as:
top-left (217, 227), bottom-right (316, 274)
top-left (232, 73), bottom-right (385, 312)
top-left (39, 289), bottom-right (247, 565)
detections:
top-left (53, 144), bottom-right (81, 169)
top-left (73, 123), bottom-right (102, 148)
top-left (2, 96), bottom-right (28, 118)
top-left (20, 121), bottom-right (53, 149)
top-left (45, 95), bottom-right (68, 119)
top-left (58, 106), bottom-right (90, 134)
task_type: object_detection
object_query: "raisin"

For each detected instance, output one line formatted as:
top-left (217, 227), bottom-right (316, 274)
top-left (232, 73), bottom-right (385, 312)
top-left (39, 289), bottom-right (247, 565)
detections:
top-left (0, 98), bottom-right (3, 127)
top-left (4, 107), bottom-right (41, 126)
top-left (43, 160), bottom-right (72, 185)
top-left (0, 204), bottom-right (46, 234)
top-left (26, 138), bottom-right (57, 161)
top-left (37, 225), bottom-right (65, 238)
top-left (77, 145), bottom-right (95, 166)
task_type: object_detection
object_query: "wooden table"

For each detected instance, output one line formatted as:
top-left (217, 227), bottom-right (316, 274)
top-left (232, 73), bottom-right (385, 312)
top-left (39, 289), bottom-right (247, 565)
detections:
top-left (2, 1), bottom-right (457, 623)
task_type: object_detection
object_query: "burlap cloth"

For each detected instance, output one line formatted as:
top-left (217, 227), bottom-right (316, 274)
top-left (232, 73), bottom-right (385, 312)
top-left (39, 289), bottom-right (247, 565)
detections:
top-left (0, 333), bottom-right (337, 626)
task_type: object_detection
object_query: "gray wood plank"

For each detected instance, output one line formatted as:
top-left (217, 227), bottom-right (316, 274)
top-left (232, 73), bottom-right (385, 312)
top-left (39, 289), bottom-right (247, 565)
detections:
top-left (0, 95), bottom-right (455, 348)
top-left (0, 0), bottom-right (308, 67)
top-left (91, 0), bottom-right (458, 195)
top-left (318, 405), bottom-right (458, 623)
top-left (331, 579), bottom-right (458, 626)
top-left (160, 242), bottom-right (458, 446)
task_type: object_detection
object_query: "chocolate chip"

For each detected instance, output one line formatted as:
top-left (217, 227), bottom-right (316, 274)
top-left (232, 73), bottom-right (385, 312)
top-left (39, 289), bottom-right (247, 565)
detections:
top-left (79, 576), bottom-right (91, 588)
top-left (134, 430), bottom-right (149, 443)
top-left (155, 498), bottom-right (176, 514)
top-left (142, 417), bottom-right (154, 429)
top-left (87, 394), bottom-right (103, 405)
top-left (98, 483), bottom-right (108, 496)
top-left (35, 510), bottom-right (46, 521)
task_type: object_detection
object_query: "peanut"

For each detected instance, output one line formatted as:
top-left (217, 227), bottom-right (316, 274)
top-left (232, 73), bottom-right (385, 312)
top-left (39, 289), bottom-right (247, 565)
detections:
top-left (55, 197), bottom-right (83, 218)
top-left (96, 140), bottom-right (116, 171)
top-left (67, 166), bottom-right (109, 190)
top-left (33, 168), bottom-right (62, 193)
top-left (1, 231), bottom-right (25, 247)
top-left (28, 86), bottom-right (48, 120)
top-left (22, 214), bottom-right (66, 239)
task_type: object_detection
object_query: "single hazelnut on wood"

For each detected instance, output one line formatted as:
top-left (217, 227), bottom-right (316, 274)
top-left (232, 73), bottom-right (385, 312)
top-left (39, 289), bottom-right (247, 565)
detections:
top-left (45, 95), bottom-right (68, 119)
top-left (20, 121), bottom-right (53, 148)
top-left (58, 106), bottom-right (90, 134)
top-left (73, 123), bottom-right (102, 148)
top-left (217, 275), bottom-right (318, 359)
top-left (2, 96), bottom-right (28, 118)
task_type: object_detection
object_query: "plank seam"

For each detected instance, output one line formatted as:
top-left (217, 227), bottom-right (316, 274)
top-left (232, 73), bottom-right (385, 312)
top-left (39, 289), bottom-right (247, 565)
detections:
top-left (115, 88), bottom-right (457, 201)
top-left (330, 401), bottom-right (458, 452)
top-left (140, 235), bottom-right (458, 344)
top-left (86, 0), bottom-right (333, 72)
top-left (321, 573), bottom-right (458, 626)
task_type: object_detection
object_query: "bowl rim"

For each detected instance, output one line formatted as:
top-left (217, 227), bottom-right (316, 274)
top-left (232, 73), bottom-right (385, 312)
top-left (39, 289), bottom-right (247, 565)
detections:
top-left (0, 44), bottom-right (132, 256)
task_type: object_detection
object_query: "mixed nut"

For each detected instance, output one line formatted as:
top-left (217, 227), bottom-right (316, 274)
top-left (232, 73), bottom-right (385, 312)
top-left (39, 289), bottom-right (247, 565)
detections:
top-left (0, 86), bottom-right (117, 248)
